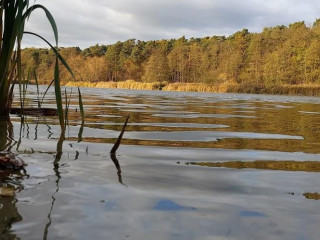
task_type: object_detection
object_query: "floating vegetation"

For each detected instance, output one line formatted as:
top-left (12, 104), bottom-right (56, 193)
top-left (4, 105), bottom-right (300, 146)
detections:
top-left (303, 192), bottom-right (320, 200)
top-left (188, 161), bottom-right (320, 172)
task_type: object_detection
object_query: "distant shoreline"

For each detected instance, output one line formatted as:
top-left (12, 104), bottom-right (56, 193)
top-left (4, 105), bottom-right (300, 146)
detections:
top-left (64, 80), bottom-right (320, 97)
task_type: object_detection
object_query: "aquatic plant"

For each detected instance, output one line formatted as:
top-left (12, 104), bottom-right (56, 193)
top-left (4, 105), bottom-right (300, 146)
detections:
top-left (189, 161), bottom-right (320, 172)
top-left (303, 192), bottom-right (320, 200)
top-left (66, 80), bottom-right (167, 91)
top-left (66, 79), bottom-right (320, 96)
top-left (0, 0), bottom-right (76, 130)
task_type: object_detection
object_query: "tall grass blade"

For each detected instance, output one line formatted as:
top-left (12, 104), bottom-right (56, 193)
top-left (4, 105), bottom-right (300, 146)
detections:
top-left (23, 4), bottom-right (58, 46)
top-left (64, 88), bottom-right (72, 128)
top-left (77, 87), bottom-right (85, 142)
top-left (24, 32), bottom-right (76, 80)
top-left (22, 32), bottom-right (73, 130)
top-left (8, 82), bottom-right (15, 110)
top-left (6, 53), bottom-right (16, 110)
top-left (0, 2), bottom-right (18, 91)
top-left (22, 70), bottom-right (28, 108)
top-left (22, 69), bottom-right (30, 109)
top-left (41, 78), bottom-right (54, 105)
top-left (64, 88), bottom-right (68, 127)
top-left (17, 40), bottom-right (23, 110)
top-left (78, 87), bottom-right (84, 123)
top-left (54, 56), bottom-right (64, 131)
top-left (77, 123), bottom-right (84, 143)
top-left (34, 69), bottom-right (41, 107)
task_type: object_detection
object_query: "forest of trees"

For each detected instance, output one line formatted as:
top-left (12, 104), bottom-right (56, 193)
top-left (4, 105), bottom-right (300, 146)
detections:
top-left (21, 20), bottom-right (320, 87)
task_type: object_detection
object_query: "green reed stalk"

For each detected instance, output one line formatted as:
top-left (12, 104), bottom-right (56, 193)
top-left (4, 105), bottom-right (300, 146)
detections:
top-left (34, 70), bottom-right (41, 108)
top-left (0, 1), bottom-right (77, 130)
top-left (78, 87), bottom-right (85, 124)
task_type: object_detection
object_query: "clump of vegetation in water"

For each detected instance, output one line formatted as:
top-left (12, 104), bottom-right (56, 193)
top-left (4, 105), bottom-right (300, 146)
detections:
top-left (188, 160), bottom-right (320, 172)
top-left (303, 192), bottom-right (320, 200)
top-left (0, 0), bottom-right (78, 131)
top-left (0, 1), bottom-right (85, 171)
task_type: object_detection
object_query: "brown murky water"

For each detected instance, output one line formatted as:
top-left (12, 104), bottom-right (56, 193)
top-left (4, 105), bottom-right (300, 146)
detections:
top-left (1, 87), bottom-right (320, 240)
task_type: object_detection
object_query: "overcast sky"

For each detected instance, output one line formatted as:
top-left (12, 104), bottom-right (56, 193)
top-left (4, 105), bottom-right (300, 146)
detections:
top-left (22, 0), bottom-right (320, 49)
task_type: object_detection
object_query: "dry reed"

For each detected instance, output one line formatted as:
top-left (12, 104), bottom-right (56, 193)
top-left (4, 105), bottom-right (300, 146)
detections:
top-left (190, 160), bottom-right (320, 172)
top-left (64, 80), bottom-right (320, 96)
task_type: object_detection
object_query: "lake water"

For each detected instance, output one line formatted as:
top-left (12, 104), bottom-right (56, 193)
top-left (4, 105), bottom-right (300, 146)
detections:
top-left (1, 87), bottom-right (320, 240)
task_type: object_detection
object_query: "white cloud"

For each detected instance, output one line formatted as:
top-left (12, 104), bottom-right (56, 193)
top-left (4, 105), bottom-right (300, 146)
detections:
top-left (22, 0), bottom-right (320, 48)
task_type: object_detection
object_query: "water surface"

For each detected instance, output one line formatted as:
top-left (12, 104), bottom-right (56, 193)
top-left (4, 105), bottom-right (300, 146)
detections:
top-left (1, 87), bottom-right (320, 240)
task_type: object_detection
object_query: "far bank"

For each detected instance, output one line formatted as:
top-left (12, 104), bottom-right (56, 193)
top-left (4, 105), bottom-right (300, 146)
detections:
top-left (64, 80), bottom-right (320, 97)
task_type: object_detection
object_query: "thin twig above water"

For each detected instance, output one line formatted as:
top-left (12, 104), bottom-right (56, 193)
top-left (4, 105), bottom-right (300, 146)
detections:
top-left (110, 115), bottom-right (130, 155)
top-left (110, 115), bottom-right (130, 185)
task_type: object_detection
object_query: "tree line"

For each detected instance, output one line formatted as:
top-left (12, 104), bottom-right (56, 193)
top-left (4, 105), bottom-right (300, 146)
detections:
top-left (21, 20), bottom-right (320, 86)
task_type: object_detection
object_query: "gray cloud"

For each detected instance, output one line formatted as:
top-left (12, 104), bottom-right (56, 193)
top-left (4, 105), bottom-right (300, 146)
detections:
top-left (22, 0), bottom-right (320, 48)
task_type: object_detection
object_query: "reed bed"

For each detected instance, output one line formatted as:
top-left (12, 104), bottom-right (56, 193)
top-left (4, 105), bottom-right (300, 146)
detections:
top-left (65, 81), bottom-right (98, 88)
top-left (227, 84), bottom-right (320, 96)
top-left (164, 82), bottom-right (320, 96)
top-left (64, 80), bottom-right (320, 96)
top-left (163, 83), bottom-right (224, 92)
top-left (65, 80), bottom-right (166, 90)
